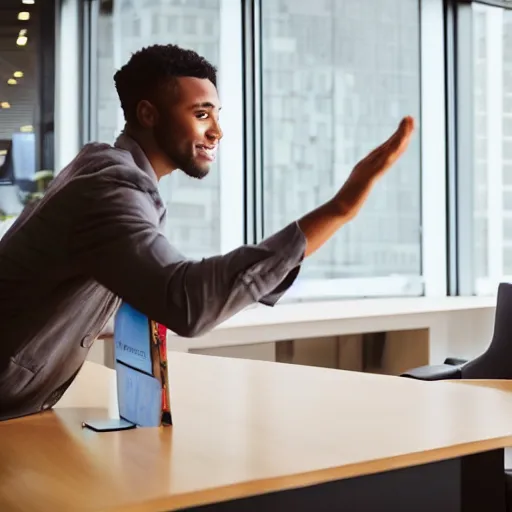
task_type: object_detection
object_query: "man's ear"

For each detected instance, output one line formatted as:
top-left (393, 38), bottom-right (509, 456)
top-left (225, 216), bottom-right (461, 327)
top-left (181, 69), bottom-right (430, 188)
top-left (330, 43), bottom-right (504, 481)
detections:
top-left (136, 100), bottom-right (158, 128)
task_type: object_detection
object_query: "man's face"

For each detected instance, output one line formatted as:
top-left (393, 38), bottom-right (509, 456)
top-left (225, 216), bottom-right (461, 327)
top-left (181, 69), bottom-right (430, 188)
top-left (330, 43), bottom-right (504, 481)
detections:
top-left (152, 76), bottom-right (222, 179)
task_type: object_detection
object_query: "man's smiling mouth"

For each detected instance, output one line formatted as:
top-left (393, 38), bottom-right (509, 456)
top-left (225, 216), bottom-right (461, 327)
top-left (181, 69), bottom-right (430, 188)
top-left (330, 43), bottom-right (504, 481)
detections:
top-left (196, 144), bottom-right (217, 161)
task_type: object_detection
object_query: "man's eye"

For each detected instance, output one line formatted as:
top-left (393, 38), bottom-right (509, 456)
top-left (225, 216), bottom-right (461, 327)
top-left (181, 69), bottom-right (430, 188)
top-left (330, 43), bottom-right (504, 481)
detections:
top-left (195, 111), bottom-right (208, 119)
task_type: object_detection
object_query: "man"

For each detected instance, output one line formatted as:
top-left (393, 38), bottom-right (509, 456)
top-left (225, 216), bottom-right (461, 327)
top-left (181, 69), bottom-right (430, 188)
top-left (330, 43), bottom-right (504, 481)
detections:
top-left (0, 44), bottom-right (414, 420)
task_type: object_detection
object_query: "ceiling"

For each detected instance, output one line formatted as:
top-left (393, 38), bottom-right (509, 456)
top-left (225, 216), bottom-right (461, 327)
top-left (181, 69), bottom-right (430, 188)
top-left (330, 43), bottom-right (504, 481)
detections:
top-left (0, 0), bottom-right (40, 140)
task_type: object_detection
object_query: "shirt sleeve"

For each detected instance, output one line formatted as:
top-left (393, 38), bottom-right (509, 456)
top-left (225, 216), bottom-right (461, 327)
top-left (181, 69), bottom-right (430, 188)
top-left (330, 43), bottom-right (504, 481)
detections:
top-left (71, 176), bottom-right (306, 337)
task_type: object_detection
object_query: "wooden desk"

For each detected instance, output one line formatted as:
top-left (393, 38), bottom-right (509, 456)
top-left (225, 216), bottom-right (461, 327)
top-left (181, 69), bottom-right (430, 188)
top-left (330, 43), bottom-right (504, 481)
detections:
top-left (454, 379), bottom-right (512, 393)
top-left (2, 355), bottom-right (512, 512)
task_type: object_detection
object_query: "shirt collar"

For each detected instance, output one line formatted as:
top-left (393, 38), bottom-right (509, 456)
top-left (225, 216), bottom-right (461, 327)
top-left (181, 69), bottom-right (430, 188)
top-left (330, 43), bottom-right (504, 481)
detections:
top-left (114, 131), bottom-right (159, 186)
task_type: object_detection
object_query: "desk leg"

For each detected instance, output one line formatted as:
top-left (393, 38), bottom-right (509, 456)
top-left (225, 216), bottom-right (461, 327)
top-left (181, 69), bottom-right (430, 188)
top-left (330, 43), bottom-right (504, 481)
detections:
top-left (182, 449), bottom-right (506, 512)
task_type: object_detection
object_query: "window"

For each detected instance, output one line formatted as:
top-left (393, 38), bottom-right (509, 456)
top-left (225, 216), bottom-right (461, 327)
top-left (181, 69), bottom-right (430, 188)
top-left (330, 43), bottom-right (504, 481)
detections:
top-left (86, 0), bottom-right (445, 301)
top-left (468, 3), bottom-right (512, 294)
top-left (0, 0), bottom-right (55, 221)
top-left (260, 0), bottom-right (423, 298)
top-left (91, 0), bottom-right (244, 259)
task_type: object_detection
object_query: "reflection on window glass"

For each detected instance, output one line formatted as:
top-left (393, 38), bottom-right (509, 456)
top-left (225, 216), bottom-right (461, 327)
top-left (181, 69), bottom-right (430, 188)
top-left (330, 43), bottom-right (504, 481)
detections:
top-left (0, 0), bottom-right (48, 221)
top-left (96, 0), bottom-right (221, 258)
top-left (261, 0), bottom-right (422, 280)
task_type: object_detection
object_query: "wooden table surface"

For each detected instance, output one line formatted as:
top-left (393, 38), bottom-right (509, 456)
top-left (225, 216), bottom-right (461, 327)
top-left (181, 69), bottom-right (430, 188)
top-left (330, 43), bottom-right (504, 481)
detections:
top-left (453, 379), bottom-right (512, 392)
top-left (3, 354), bottom-right (512, 512)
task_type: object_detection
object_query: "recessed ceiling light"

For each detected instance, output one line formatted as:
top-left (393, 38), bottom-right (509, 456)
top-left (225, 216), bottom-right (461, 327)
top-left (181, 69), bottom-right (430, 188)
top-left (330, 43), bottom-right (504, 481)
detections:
top-left (18, 11), bottom-right (30, 20)
top-left (20, 125), bottom-right (33, 133)
top-left (1, 102), bottom-right (11, 109)
top-left (22, 0), bottom-right (35, 4)
top-left (13, 71), bottom-right (23, 78)
top-left (7, 78), bottom-right (17, 85)
top-left (16, 34), bottom-right (28, 46)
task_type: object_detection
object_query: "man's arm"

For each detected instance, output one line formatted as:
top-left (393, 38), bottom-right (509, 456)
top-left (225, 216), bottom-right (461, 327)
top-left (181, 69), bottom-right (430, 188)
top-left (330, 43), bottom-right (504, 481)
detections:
top-left (73, 116), bottom-right (414, 338)
top-left (72, 181), bottom-right (306, 337)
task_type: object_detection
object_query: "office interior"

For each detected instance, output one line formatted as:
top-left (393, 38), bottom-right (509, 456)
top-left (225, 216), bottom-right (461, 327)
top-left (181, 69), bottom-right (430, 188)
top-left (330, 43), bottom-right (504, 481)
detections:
top-left (0, 0), bottom-right (506, 372)
top-left (4, 0), bottom-right (512, 510)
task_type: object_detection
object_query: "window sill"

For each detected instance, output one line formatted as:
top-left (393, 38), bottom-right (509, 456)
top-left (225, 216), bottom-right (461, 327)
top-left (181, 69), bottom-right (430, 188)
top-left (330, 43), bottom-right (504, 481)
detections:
top-left (167, 295), bottom-right (497, 350)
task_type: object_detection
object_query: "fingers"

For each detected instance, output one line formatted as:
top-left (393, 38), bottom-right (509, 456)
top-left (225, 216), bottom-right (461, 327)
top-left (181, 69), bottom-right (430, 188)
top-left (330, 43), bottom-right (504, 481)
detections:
top-left (366, 116), bottom-right (415, 160)
top-left (383, 116), bottom-right (415, 161)
top-left (389, 116), bottom-right (415, 151)
top-left (398, 115), bottom-right (415, 133)
top-left (395, 116), bottom-right (415, 146)
top-left (362, 117), bottom-right (414, 171)
top-left (351, 116), bottom-right (416, 180)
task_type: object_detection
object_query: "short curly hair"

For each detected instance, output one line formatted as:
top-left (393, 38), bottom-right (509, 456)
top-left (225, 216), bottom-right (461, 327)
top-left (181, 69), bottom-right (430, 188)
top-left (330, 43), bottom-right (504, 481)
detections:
top-left (113, 44), bottom-right (217, 125)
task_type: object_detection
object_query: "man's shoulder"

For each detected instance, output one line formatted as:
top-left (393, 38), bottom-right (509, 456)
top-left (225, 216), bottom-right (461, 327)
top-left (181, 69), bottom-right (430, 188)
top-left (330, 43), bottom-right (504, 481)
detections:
top-left (68, 142), bottom-right (155, 189)
top-left (62, 142), bottom-right (164, 219)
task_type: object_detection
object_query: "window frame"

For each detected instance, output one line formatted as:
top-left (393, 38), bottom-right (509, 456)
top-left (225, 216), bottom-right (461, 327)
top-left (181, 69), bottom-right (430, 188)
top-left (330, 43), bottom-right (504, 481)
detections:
top-left (38, 0), bottom-right (58, 172)
top-left (446, 0), bottom-right (476, 296)
top-left (218, 0), bottom-right (246, 254)
top-left (80, 0), bottom-right (98, 146)
top-left (242, 0), bottom-right (263, 246)
top-left (421, 0), bottom-right (450, 297)
top-left (55, 0), bottom-right (82, 172)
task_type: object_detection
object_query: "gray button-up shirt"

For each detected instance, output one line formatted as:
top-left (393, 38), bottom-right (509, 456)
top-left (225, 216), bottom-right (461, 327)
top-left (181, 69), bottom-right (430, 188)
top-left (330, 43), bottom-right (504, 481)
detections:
top-left (0, 134), bottom-right (306, 420)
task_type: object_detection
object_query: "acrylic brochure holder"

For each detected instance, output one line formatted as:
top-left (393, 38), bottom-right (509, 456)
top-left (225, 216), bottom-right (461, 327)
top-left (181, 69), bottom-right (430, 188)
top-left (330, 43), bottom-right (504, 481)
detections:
top-left (82, 302), bottom-right (172, 432)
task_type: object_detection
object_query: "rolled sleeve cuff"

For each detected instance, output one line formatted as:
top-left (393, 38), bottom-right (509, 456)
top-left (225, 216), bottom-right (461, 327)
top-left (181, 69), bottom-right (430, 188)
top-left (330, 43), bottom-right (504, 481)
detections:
top-left (243, 221), bottom-right (307, 307)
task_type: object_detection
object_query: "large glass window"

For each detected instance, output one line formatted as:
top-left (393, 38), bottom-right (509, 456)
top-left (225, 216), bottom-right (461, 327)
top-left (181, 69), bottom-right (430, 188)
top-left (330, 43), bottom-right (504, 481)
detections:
top-left (470, 3), bottom-right (512, 294)
top-left (260, 0), bottom-right (422, 297)
top-left (0, 0), bottom-right (54, 222)
top-left (93, 0), bottom-right (244, 259)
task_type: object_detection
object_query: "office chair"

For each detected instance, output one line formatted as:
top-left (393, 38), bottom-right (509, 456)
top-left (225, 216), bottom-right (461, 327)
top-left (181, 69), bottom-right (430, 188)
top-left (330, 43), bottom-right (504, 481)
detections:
top-left (401, 282), bottom-right (512, 510)
top-left (401, 282), bottom-right (512, 381)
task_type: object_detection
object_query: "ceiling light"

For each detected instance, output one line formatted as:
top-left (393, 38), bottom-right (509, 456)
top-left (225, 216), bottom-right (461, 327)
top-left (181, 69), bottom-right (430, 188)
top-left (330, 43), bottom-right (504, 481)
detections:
top-left (1, 102), bottom-right (11, 109)
top-left (0, 150), bottom-right (7, 156)
top-left (20, 125), bottom-right (33, 133)
top-left (13, 71), bottom-right (23, 78)
top-left (18, 11), bottom-right (30, 20)
top-left (17, 30), bottom-right (28, 46)
top-left (7, 78), bottom-right (17, 85)
top-left (22, 0), bottom-right (35, 4)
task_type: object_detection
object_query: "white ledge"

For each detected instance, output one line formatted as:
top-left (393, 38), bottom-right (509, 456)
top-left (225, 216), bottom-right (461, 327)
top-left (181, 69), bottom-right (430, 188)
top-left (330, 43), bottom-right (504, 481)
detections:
top-left (207, 296), bottom-right (497, 329)
top-left (167, 295), bottom-right (497, 350)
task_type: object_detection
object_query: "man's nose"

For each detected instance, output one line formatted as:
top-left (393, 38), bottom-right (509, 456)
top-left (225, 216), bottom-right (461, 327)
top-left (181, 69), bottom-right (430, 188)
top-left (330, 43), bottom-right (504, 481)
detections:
top-left (207, 118), bottom-right (223, 142)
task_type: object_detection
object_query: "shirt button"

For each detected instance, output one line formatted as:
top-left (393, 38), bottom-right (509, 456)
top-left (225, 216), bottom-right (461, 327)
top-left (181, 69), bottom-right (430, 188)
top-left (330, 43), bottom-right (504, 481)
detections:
top-left (80, 334), bottom-right (94, 348)
top-left (42, 403), bottom-right (51, 411)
